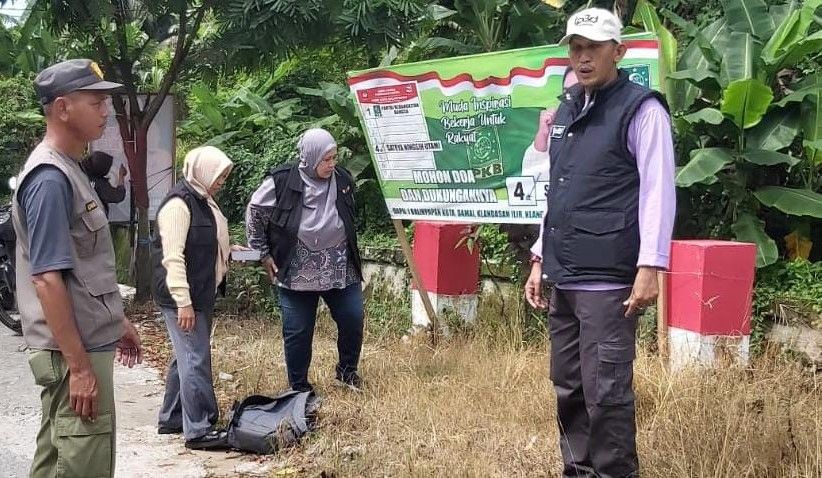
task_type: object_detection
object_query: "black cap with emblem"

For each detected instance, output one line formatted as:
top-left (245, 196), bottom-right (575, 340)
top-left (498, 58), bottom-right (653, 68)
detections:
top-left (34, 59), bottom-right (124, 105)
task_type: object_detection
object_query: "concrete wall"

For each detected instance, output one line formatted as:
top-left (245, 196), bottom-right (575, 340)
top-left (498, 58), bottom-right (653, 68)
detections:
top-left (360, 260), bottom-right (521, 318)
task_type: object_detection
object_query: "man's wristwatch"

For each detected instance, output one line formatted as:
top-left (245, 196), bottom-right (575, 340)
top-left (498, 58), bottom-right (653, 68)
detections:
top-left (530, 254), bottom-right (542, 265)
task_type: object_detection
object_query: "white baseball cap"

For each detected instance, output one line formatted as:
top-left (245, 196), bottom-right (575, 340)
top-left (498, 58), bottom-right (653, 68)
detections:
top-left (559, 8), bottom-right (623, 45)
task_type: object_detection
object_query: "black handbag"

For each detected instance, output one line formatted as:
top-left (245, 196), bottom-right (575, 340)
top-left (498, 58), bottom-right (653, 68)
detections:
top-left (226, 390), bottom-right (321, 454)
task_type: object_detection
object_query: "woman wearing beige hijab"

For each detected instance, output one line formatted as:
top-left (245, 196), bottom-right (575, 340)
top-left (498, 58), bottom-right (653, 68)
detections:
top-left (151, 146), bottom-right (245, 450)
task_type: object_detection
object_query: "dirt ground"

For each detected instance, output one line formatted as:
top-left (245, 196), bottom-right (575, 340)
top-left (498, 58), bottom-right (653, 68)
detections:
top-left (4, 302), bottom-right (819, 478)
top-left (0, 316), bottom-right (276, 478)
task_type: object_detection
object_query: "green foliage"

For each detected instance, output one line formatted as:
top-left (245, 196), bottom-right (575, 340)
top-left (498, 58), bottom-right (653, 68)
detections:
top-left (0, 74), bottom-right (43, 193)
top-left (354, 179), bottom-right (394, 237)
top-left (179, 50), bottom-right (384, 224)
top-left (220, 262), bottom-right (280, 318)
top-left (668, 0), bottom-right (822, 267)
top-left (220, 0), bottom-right (431, 65)
top-left (216, 142), bottom-right (296, 223)
top-left (17, 0), bottom-right (200, 89)
top-left (363, 281), bottom-right (412, 337)
top-left (359, 232), bottom-right (403, 251)
top-left (180, 66), bottom-right (316, 149)
top-left (401, 0), bottom-right (565, 60)
top-left (0, 7), bottom-right (58, 75)
top-left (478, 225), bottom-right (515, 266)
top-left (632, 0), bottom-right (678, 92)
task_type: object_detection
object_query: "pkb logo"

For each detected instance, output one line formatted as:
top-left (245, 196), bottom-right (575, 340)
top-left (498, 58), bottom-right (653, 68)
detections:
top-left (624, 64), bottom-right (651, 88)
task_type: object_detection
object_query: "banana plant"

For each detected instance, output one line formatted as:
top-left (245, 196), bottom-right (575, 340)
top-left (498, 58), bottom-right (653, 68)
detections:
top-left (669, 0), bottom-right (822, 266)
top-left (0, 7), bottom-right (57, 75)
top-left (630, 0), bottom-right (677, 94)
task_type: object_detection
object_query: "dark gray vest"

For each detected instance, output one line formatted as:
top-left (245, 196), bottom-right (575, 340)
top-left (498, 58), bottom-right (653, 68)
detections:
top-left (152, 179), bottom-right (218, 311)
top-left (542, 70), bottom-right (669, 284)
top-left (265, 163), bottom-right (362, 283)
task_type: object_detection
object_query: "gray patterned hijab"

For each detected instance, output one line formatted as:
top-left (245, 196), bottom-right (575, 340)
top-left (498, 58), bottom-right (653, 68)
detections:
top-left (297, 128), bottom-right (346, 251)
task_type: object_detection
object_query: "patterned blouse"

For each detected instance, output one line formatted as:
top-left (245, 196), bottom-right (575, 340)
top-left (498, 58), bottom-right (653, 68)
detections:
top-left (280, 239), bottom-right (359, 291)
top-left (245, 176), bottom-right (359, 292)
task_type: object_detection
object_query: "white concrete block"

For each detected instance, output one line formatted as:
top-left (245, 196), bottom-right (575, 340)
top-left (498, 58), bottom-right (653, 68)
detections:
top-left (669, 326), bottom-right (750, 371)
top-left (411, 290), bottom-right (478, 328)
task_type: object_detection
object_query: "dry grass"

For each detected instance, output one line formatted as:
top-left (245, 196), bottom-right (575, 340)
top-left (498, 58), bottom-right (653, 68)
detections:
top-left (130, 286), bottom-right (820, 477)
top-left (203, 308), bottom-right (821, 478)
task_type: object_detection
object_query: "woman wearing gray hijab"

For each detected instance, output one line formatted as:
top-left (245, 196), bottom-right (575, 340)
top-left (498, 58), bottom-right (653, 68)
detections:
top-left (245, 128), bottom-right (364, 392)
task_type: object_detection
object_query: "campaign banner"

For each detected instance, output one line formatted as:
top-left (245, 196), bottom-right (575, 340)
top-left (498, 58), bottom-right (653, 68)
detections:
top-left (348, 33), bottom-right (661, 224)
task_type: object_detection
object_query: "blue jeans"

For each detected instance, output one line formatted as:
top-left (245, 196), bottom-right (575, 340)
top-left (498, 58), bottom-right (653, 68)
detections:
top-left (158, 306), bottom-right (219, 440)
top-left (278, 283), bottom-right (364, 391)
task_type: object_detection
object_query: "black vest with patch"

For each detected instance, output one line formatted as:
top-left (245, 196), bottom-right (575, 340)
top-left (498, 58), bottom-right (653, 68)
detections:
top-left (542, 69), bottom-right (669, 284)
top-left (266, 163), bottom-right (362, 283)
top-left (152, 179), bottom-right (218, 311)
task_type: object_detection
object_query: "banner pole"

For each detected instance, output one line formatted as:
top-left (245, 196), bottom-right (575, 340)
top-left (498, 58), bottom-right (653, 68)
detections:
top-left (657, 271), bottom-right (669, 365)
top-left (392, 219), bottom-right (440, 343)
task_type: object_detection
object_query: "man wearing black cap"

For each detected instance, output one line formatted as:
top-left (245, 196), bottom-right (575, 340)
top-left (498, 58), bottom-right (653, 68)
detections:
top-left (12, 59), bottom-right (143, 478)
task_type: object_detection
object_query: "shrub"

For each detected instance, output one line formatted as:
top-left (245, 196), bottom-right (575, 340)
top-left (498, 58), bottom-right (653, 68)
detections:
top-left (752, 259), bottom-right (822, 353)
top-left (0, 74), bottom-right (43, 194)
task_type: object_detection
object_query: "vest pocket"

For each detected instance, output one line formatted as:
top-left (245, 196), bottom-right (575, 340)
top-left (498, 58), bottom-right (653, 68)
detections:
top-left (272, 202), bottom-right (293, 228)
top-left (83, 275), bottom-right (123, 324)
top-left (563, 210), bottom-right (626, 269)
top-left (80, 208), bottom-right (108, 233)
top-left (75, 208), bottom-right (109, 257)
top-left (84, 274), bottom-right (119, 297)
top-left (570, 209), bottom-right (625, 234)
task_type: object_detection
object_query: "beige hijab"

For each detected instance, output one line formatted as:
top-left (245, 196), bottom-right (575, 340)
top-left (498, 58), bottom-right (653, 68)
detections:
top-left (183, 146), bottom-right (233, 283)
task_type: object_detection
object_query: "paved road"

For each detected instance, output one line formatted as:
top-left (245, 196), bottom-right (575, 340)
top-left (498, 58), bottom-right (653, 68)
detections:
top-left (0, 325), bottom-right (267, 478)
top-left (0, 327), bottom-right (39, 478)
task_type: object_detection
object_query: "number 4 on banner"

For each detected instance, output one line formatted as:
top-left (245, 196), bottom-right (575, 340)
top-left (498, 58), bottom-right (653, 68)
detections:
top-left (506, 177), bottom-right (537, 206)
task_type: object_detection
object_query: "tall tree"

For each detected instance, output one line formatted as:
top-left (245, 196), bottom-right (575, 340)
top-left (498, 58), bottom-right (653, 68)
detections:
top-left (2, 0), bottom-right (213, 300)
top-left (219, 0), bottom-right (432, 65)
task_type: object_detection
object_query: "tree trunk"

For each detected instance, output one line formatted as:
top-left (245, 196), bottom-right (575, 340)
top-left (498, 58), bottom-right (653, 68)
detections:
top-left (135, 205), bottom-right (152, 301)
top-left (133, 126), bottom-right (152, 302)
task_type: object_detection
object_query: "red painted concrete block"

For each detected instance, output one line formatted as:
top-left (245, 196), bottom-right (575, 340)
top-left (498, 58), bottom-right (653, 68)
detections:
top-left (666, 240), bottom-right (757, 336)
top-left (412, 222), bottom-right (480, 295)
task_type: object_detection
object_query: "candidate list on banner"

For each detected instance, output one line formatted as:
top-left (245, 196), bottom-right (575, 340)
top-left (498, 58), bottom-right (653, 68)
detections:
top-left (355, 83), bottom-right (443, 181)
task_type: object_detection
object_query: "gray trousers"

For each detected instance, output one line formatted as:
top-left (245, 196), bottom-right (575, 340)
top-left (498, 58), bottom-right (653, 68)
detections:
top-left (548, 287), bottom-right (639, 478)
top-left (158, 306), bottom-right (219, 440)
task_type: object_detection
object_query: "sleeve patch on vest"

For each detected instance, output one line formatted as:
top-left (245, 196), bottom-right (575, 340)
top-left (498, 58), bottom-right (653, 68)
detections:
top-left (85, 201), bottom-right (99, 212)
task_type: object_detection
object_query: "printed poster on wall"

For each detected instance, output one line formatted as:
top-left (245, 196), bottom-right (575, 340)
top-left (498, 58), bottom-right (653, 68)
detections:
top-left (348, 32), bottom-right (662, 224)
top-left (90, 95), bottom-right (176, 222)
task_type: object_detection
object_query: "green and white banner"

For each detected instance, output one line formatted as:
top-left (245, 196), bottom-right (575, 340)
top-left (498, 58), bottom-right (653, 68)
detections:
top-left (348, 33), bottom-right (662, 224)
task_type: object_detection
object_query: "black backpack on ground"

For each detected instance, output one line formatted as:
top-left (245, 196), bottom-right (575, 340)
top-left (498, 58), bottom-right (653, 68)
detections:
top-left (226, 390), bottom-right (321, 454)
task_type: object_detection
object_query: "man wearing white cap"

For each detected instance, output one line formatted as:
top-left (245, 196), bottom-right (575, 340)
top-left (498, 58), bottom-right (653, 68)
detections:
top-left (524, 8), bottom-right (676, 477)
